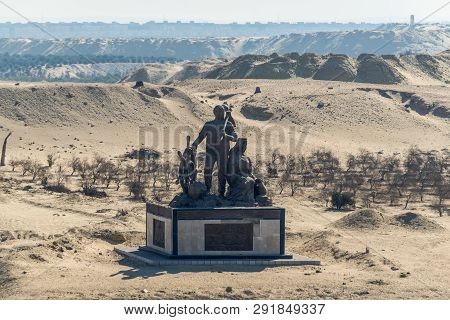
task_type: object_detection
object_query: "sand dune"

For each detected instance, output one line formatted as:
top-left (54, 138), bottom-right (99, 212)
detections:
top-left (0, 79), bottom-right (448, 162)
top-left (125, 52), bottom-right (450, 86)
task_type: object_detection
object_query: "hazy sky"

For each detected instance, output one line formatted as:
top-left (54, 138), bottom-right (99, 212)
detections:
top-left (0, 0), bottom-right (449, 23)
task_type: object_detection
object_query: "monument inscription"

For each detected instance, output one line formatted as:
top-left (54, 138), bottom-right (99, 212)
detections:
top-left (204, 223), bottom-right (253, 251)
top-left (153, 219), bottom-right (165, 248)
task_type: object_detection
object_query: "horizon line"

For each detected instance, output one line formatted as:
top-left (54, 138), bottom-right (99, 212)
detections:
top-left (1, 20), bottom-right (449, 25)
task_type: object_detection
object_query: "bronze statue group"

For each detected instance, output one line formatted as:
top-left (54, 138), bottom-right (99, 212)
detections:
top-left (175, 104), bottom-right (271, 207)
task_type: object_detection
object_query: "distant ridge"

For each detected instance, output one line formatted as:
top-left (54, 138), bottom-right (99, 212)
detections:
top-left (124, 52), bottom-right (450, 85)
top-left (0, 24), bottom-right (448, 59)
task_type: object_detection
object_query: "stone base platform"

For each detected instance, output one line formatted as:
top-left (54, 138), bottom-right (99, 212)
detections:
top-left (115, 246), bottom-right (320, 267)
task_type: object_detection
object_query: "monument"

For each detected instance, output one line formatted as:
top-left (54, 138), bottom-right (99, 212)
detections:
top-left (115, 105), bottom-right (320, 266)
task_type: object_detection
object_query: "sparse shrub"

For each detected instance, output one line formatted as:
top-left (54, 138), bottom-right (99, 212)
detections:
top-left (266, 149), bottom-right (284, 178)
top-left (277, 171), bottom-right (289, 195)
top-left (90, 155), bottom-right (107, 184)
top-left (432, 173), bottom-right (449, 217)
top-left (126, 179), bottom-right (146, 200)
top-left (19, 159), bottom-right (32, 176)
top-left (9, 158), bottom-right (20, 172)
top-left (54, 163), bottom-right (67, 187)
top-left (77, 159), bottom-right (90, 180)
top-left (331, 191), bottom-right (355, 210)
top-left (99, 161), bottom-right (119, 188)
top-left (46, 153), bottom-right (58, 168)
top-left (320, 189), bottom-right (333, 207)
top-left (161, 161), bottom-right (176, 191)
top-left (37, 167), bottom-right (51, 186)
top-left (45, 184), bottom-right (71, 193)
top-left (82, 185), bottom-right (107, 198)
top-left (116, 209), bottom-right (129, 217)
top-left (109, 160), bottom-right (125, 191)
top-left (44, 163), bottom-right (69, 193)
top-left (29, 160), bottom-right (44, 181)
top-left (124, 148), bottom-right (160, 161)
top-left (68, 156), bottom-right (81, 175)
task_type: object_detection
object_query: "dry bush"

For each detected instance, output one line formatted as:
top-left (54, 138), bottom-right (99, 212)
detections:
top-left (161, 160), bottom-right (177, 191)
top-left (43, 163), bottom-right (70, 193)
top-left (37, 167), bottom-right (51, 186)
top-left (46, 153), bottom-right (58, 168)
top-left (19, 159), bottom-right (32, 176)
top-left (126, 178), bottom-right (147, 200)
top-left (29, 160), bottom-right (45, 181)
top-left (68, 156), bottom-right (81, 176)
top-left (53, 163), bottom-right (67, 187)
top-left (98, 161), bottom-right (119, 188)
top-left (9, 158), bottom-right (20, 172)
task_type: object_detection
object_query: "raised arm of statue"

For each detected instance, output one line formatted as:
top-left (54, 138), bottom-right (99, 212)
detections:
top-left (227, 111), bottom-right (236, 128)
top-left (224, 121), bottom-right (238, 142)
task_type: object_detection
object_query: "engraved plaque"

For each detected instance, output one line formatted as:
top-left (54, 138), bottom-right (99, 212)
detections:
top-left (204, 223), bottom-right (253, 251)
top-left (153, 219), bottom-right (165, 248)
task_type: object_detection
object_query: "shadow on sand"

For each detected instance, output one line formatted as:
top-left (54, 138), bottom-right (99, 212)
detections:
top-left (111, 257), bottom-right (267, 280)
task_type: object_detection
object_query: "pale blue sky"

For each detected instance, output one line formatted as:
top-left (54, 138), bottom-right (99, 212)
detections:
top-left (0, 0), bottom-right (448, 23)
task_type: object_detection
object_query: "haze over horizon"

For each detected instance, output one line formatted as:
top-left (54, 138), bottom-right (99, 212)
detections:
top-left (0, 0), bottom-right (449, 24)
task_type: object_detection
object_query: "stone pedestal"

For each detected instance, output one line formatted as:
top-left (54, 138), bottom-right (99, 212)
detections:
top-left (144, 203), bottom-right (289, 258)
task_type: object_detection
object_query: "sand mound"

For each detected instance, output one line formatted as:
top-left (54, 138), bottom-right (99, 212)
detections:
top-left (0, 82), bottom-right (211, 127)
top-left (122, 67), bottom-right (154, 83)
top-left (123, 59), bottom-right (226, 84)
top-left (313, 54), bottom-right (357, 81)
top-left (294, 53), bottom-right (325, 77)
top-left (391, 212), bottom-right (443, 231)
top-left (414, 54), bottom-right (449, 82)
top-left (356, 55), bottom-right (405, 84)
top-left (333, 209), bottom-right (386, 229)
top-left (247, 56), bottom-right (296, 79)
top-left (0, 84), bottom-right (174, 126)
top-left (206, 54), bottom-right (269, 79)
top-left (334, 210), bottom-right (444, 231)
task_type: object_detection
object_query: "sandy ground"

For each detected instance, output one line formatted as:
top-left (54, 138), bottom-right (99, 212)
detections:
top-left (0, 172), bottom-right (448, 299)
top-left (0, 79), bottom-right (449, 299)
top-left (0, 79), bottom-right (448, 162)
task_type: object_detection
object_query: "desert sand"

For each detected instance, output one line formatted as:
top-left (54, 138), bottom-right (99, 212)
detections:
top-left (0, 78), bottom-right (449, 299)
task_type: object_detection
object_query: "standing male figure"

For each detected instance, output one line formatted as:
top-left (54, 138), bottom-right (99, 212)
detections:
top-left (191, 105), bottom-right (238, 197)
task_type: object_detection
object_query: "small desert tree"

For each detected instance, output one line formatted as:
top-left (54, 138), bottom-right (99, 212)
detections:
top-left (147, 158), bottom-right (160, 189)
top-left (126, 170), bottom-right (147, 200)
top-left (308, 149), bottom-right (340, 189)
top-left (54, 163), bottom-right (67, 187)
top-left (277, 171), bottom-right (289, 195)
top-left (29, 160), bottom-right (44, 181)
top-left (354, 149), bottom-right (377, 176)
top-left (110, 161), bottom-right (125, 191)
top-left (9, 158), bottom-right (20, 172)
top-left (46, 153), bottom-right (58, 168)
top-left (266, 149), bottom-right (284, 178)
top-left (90, 155), bottom-right (107, 185)
top-left (19, 159), bottom-right (32, 176)
top-left (432, 172), bottom-right (449, 217)
top-left (161, 160), bottom-right (176, 191)
top-left (340, 170), bottom-right (364, 197)
top-left (68, 156), bottom-right (81, 176)
top-left (37, 167), bottom-right (51, 186)
top-left (99, 161), bottom-right (118, 188)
